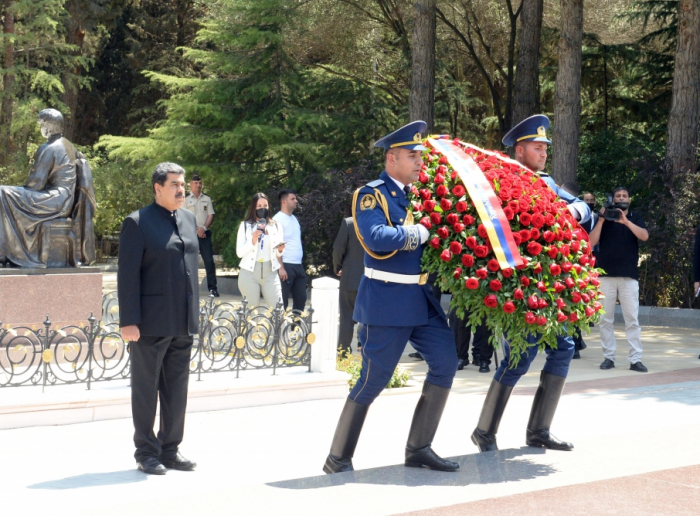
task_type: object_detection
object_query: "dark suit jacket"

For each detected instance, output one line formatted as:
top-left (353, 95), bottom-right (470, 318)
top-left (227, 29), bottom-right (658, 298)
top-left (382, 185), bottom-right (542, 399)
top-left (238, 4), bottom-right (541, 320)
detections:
top-left (694, 226), bottom-right (700, 282)
top-left (118, 202), bottom-right (200, 336)
top-left (332, 217), bottom-right (365, 292)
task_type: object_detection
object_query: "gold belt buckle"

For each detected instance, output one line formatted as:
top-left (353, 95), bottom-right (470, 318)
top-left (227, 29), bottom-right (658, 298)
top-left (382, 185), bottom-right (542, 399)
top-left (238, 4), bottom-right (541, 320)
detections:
top-left (418, 272), bottom-right (428, 285)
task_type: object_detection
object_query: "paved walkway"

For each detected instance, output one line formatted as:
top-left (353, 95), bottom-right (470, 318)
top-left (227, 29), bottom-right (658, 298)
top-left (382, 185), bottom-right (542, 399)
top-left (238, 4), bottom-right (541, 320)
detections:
top-left (2, 316), bottom-right (700, 515)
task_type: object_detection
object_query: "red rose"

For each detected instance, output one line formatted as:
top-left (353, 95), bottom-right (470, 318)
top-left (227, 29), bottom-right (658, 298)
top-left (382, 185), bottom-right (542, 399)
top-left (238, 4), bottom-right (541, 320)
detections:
top-left (561, 262), bottom-right (573, 273)
top-left (489, 279), bottom-right (502, 291)
top-left (571, 292), bottom-right (582, 303)
top-left (557, 312), bottom-right (568, 323)
top-left (526, 241), bottom-right (542, 256)
top-left (520, 276), bottom-right (530, 287)
top-left (453, 267), bottom-right (462, 279)
top-left (519, 213), bottom-right (532, 226)
top-left (423, 199), bottom-right (436, 212)
top-left (531, 213), bottom-right (545, 228)
top-left (514, 288), bottom-right (524, 300)
top-left (553, 281), bottom-right (565, 293)
top-left (455, 201), bottom-right (468, 213)
top-left (513, 233), bottom-right (522, 245)
top-left (438, 155), bottom-right (449, 165)
top-left (434, 173), bottom-right (445, 184)
top-left (419, 189), bottom-right (431, 200)
top-left (477, 224), bottom-right (488, 239)
top-left (462, 214), bottom-right (475, 226)
top-left (533, 263), bottom-right (543, 274)
top-left (413, 202), bottom-right (424, 213)
top-left (436, 185), bottom-right (448, 197)
top-left (569, 313), bottom-right (579, 322)
top-left (440, 198), bottom-right (453, 211)
top-left (487, 259), bottom-right (500, 272)
top-left (465, 277), bottom-right (480, 289)
top-left (585, 306), bottom-right (595, 317)
top-left (450, 241), bottom-right (463, 254)
top-left (437, 226), bottom-right (449, 239)
top-left (453, 223), bottom-right (465, 233)
top-left (590, 278), bottom-right (600, 287)
top-left (579, 255), bottom-right (588, 265)
top-left (430, 212), bottom-right (442, 225)
top-left (536, 281), bottom-right (547, 293)
top-left (418, 172), bottom-right (429, 184)
top-left (476, 267), bottom-right (488, 279)
top-left (560, 244), bottom-right (570, 257)
top-left (577, 279), bottom-right (587, 289)
top-left (484, 294), bottom-right (498, 308)
top-left (564, 229), bottom-right (573, 240)
top-left (538, 298), bottom-right (548, 309)
top-left (436, 165), bottom-right (447, 175)
top-left (429, 237), bottom-right (440, 249)
top-left (440, 249), bottom-right (452, 262)
top-left (545, 213), bottom-right (555, 226)
top-left (474, 245), bottom-right (489, 258)
top-left (461, 254), bottom-right (475, 267)
top-left (527, 295), bottom-right (539, 309)
top-left (530, 228), bottom-right (540, 241)
top-left (582, 293), bottom-right (590, 303)
top-left (543, 230), bottom-right (555, 243)
top-left (446, 213), bottom-right (459, 225)
top-left (536, 315), bottom-right (547, 326)
top-left (452, 185), bottom-right (466, 197)
top-left (502, 268), bottom-right (513, 278)
top-left (571, 241), bottom-right (580, 253)
top-left (503, 207), bottom-right (515, 220)
top-left (573, 263), bottom-right (582, 274)
top-left (549, 264), bottom-right (561, 276)
top-left (565, 277), bottom-right (575, 289)
top-left (503, 301), bottom-right (516, 313)
top-left (525, 312), bottom-right (537, 324)
top-left (465, 236), bottom-right (477, 249)
top-left (594, 301), bottom-right (602, 311)
top-left (519, 229), bottom-right (531, 242)
top-left (556, 298), bottom-right (566, 309)
top-left (547, 246), bottom-right (558, 259)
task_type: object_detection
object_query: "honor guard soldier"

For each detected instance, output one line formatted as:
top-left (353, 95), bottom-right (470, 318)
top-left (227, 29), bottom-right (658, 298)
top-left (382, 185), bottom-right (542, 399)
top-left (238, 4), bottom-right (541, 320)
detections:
top-left (323, 121), bottom-right (459, 474)
top-left (471, 115), bottom-right (591, 454)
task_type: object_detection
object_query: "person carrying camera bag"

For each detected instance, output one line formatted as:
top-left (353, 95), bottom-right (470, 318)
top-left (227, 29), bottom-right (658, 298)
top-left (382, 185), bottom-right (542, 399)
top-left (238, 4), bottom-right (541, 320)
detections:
top-left (236, 193), bottom-right (286, 308)
top-left (589, 186), bottom-right (649, 373)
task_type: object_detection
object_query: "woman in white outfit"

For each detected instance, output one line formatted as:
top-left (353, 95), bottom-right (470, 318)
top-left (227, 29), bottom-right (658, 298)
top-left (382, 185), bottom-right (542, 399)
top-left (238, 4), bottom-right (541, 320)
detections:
top-left (236, 193), bottom-right (285, 308)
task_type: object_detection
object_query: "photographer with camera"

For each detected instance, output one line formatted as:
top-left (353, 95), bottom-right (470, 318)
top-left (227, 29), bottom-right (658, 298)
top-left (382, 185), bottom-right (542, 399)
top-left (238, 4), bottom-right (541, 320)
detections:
top-left (589, 187), bottom-right (649, 372)
top-left (236, 193), bottom-right (286, 308)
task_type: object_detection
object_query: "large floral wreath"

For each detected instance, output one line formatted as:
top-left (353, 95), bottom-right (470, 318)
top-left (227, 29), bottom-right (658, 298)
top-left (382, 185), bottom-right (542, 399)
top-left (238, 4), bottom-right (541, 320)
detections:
top-left (410, 136), bottom-right (603, 356)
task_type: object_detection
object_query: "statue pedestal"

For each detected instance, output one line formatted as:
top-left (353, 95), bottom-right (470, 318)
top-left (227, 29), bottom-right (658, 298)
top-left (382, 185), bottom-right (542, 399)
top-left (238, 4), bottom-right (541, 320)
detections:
top-left (0, 268), bottom-right (102, 327)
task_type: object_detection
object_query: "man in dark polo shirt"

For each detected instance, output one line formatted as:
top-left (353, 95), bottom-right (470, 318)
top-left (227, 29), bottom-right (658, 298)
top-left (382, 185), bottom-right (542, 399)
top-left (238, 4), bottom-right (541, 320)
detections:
top-left (589, 187), bottom-right (649, 372)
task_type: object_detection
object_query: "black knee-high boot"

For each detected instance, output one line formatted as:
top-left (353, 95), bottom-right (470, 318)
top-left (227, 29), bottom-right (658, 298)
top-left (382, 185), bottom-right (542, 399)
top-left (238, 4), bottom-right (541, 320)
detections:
top-left (471, 378), bottom-right (513, 452)
top-left (526, 371), bottom-right (573, 450)
top-left (405, 381), bottom-right (459, 472)
top-left (323, 398), bottom-right (370, 474)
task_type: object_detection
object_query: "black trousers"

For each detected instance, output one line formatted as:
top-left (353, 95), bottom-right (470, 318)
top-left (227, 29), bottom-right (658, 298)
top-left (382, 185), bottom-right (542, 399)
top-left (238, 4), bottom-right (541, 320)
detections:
top-left (281, 263), bottom-right (307, 311)
top-left (198, 230), bottom-right (217, 291)
top-left (338, 288), bottom-right (358, 354)
top-left (130, 335), bottom-right (193, 462)
top-left (448, 309), bottom-right (494, 363)
top-left (472, 322), bottom-right (494, 364)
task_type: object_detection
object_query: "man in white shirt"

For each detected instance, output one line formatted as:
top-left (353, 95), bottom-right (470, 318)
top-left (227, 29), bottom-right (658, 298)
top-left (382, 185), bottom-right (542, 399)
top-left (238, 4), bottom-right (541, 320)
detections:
top-left (273, 189), bottom-right (307, 311)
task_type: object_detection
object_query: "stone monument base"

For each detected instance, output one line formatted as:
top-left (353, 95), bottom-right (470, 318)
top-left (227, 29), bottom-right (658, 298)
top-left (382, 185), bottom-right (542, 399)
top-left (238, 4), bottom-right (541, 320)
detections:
top-left (0, 268), bottom-right (102, 327)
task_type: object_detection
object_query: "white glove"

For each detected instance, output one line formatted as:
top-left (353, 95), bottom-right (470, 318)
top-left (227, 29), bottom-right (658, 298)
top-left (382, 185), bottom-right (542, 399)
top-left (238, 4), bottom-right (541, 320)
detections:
top-left (417, 224), bottom-right (430, 243)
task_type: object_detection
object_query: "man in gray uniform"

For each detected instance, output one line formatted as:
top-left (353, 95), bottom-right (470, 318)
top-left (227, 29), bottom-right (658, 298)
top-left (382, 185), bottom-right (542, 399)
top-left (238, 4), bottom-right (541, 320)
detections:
top-left (185, 174), bottom-right (218, 297)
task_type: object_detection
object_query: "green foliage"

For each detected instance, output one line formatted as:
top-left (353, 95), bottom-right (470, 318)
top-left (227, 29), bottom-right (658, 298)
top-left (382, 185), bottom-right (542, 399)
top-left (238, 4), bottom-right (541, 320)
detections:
top-left (336, 349), bottom-right (410, 390)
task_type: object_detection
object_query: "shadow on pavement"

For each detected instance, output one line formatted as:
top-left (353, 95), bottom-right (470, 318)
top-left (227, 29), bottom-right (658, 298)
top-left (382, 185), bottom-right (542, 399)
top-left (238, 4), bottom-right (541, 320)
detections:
top-left (28, 470), bottom-right (147, 490)
top-left (268, 447), bottom-right (555, 490)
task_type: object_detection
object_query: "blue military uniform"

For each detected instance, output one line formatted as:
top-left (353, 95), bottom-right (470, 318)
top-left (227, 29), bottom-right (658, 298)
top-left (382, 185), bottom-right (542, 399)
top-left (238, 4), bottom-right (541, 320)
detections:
top-left (471, 114), bottom-right (589, 453)
top-left (323, 121), bottom-right (459, 475)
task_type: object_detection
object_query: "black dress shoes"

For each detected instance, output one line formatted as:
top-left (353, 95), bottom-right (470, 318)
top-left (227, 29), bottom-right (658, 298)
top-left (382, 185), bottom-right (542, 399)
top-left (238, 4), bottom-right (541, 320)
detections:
top-left (600, 358), bottom-right (615, 370)
top-left (408, 352), bottom-right (424, 361)
top-left (629, 361), bottom-right (648, 373)
top-left (457, 358), bottom-right (465, 371)
top-left (405, 445), bottom-right (459, 472)
top-left (209, 289), bottom-right (220, 298)
top-left (160, 453), bottom-right (197, 471)
top-left (478, 361), bottom-right (490, 373)
top-left (137, 457), bottom-right (167, 475)
top-left (572, 350), bottom-right (581, 359)
top-left (526, 429), bottom-right (574, 451)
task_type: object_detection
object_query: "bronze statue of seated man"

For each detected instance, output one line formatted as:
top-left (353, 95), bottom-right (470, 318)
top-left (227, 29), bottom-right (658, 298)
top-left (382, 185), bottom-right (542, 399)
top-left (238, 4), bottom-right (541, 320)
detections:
top-left (0, 108), bottom-right (95, 268)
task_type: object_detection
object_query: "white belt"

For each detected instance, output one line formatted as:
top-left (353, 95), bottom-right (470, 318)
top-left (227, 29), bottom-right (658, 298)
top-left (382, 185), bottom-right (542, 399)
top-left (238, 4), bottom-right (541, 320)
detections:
top-left (364, 267), bottom-right (428, 285)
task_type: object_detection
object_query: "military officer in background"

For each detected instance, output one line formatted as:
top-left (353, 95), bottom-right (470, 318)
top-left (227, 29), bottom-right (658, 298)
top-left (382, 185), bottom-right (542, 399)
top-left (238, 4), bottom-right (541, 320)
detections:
top-left (185, 174), bottom-right (218, 297)
top-left (323, 121), bottom-right (459, 474)
top-left (471, 115), bottom-right (591, 454)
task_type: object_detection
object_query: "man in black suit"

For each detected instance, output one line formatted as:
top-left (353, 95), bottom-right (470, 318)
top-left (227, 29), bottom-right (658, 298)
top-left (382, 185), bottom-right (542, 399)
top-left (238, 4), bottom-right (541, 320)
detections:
top-left (333, 216), bottom-right (365, 354)
top-left (118, 162), bottom-right (200, 475)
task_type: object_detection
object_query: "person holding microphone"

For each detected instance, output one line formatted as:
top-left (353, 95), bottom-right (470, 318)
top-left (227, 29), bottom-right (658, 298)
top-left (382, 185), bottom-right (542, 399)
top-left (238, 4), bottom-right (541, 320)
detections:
top-left (236, 193), bottom-right (286, 308)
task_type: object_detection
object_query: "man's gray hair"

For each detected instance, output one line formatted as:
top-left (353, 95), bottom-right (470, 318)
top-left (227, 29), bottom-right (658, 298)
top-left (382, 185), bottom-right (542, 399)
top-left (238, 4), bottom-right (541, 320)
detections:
top-left (152, 162), bottom-right (186, 194)
top-left (37, 108), bottom-right (64, 135)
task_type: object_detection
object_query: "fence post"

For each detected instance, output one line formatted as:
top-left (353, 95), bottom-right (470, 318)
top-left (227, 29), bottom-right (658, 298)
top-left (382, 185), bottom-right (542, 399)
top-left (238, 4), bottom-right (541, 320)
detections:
top-left (309, 277), bottom-right (339, 373)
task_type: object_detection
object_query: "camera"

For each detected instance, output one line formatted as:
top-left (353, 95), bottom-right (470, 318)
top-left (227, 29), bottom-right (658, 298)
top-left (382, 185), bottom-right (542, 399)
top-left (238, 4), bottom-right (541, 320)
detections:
top-left (603, 193), bottom-right (622, 221)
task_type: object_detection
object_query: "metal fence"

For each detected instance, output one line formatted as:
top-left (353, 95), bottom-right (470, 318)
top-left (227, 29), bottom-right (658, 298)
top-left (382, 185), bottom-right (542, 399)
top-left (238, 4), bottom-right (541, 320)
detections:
top-left (0, 293), bottom-right (314, 391)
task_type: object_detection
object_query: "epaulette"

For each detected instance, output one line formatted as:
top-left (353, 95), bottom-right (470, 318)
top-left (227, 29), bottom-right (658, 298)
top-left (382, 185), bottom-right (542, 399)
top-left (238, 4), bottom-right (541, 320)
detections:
top-left (367, 179), bottom-right (384, 188)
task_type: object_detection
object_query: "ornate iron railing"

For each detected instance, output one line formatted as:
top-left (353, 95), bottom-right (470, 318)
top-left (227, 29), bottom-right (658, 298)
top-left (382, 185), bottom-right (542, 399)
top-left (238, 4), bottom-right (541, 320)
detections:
top-left (0, 293), bottom-right (314, 391)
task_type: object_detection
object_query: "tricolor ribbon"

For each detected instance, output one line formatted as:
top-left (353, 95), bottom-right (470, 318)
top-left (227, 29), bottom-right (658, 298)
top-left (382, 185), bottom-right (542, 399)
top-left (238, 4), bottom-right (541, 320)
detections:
top-left (428, 138), bottom-right (525, 269)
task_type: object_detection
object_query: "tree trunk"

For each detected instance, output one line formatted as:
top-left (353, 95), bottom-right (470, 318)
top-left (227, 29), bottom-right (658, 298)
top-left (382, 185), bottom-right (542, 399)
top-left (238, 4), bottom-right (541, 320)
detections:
top-left (512, 0), bottom-right (543, 126)
top-left (2, 1), bottom-right (15, 160)
top-left (552, 0), bottom-right (584, 186)
top-left (409, 0), bottom-right (436, 131)
top-left (61, 1), bottom-right (86, 141)
top-left (665, 0), bottom-right (700, 175)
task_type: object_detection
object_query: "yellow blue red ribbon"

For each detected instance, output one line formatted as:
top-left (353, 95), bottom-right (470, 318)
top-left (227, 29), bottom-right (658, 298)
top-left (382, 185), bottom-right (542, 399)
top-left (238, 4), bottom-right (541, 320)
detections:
top-left (428, 138), bottom-right (525, 269)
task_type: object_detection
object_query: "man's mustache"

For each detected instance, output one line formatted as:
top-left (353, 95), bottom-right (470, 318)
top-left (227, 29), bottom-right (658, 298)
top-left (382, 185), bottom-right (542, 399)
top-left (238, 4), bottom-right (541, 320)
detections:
top-left (175, 193), bottom-right (184, 198)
